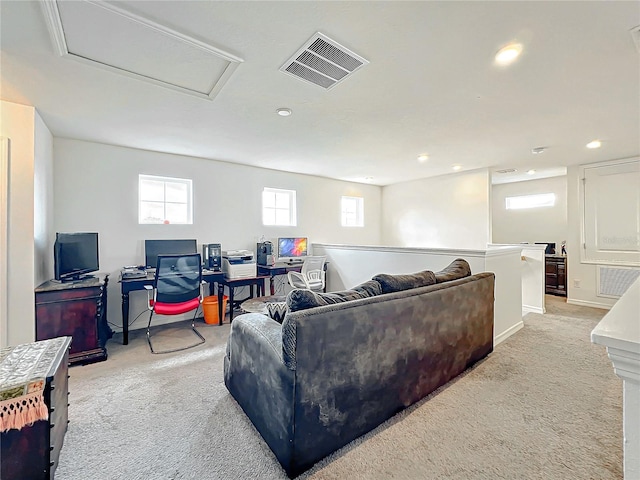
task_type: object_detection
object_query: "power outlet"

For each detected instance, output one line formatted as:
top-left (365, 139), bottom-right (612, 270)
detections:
top-left (573, 279), bottom-right (581, 288)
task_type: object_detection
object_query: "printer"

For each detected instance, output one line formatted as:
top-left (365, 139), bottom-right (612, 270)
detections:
top-left (222, 249), bottom-right (256, 279)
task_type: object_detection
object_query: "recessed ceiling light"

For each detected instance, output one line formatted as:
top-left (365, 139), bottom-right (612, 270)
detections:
top-left (453, 165), bottom-right (462, 171)
top-left (495, 43), bottom-right (523, 65)
top-left (417, 154), bottom-right (429, 163)
top-left (527, 169), bottom-right (536, 175)
top-left (276, 108), bottom-right (292, 117)
top-left (531, 146), bottom-right (546, 155)
top-left (586, 140), bottom-right (602, 149)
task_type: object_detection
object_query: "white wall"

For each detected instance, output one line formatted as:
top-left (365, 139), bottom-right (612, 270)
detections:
top-left (492, 176), bottom-right (568, 249)
top-left (381, 169), bottom-right (491, 249)
top-left (53, 138), bottom-right (382, 332)
top-left (1, 101), bottom-right (36, 345)
top-left (34, 112), bottom-right (54, 285)
top-left (314, 243), bottom-right (523, 345)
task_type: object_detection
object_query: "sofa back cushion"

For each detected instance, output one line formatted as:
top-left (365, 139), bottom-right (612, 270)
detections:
top-left (372, 270), bottom-right (436, 294)
top-left (434, 258), bottom-right (471, 283)
top-left (287, 280), bottom-right (382, 312)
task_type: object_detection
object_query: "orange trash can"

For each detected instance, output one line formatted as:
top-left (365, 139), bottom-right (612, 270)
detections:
top-left (203, 295), bottom-right (228, 324)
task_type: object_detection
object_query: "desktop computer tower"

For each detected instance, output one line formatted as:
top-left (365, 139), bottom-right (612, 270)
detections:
top-left (203, 243), bottom-right (222, 271)
top-left (257, 241), bottom-right (274, 266)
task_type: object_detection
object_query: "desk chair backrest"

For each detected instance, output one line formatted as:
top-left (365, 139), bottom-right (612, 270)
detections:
top-left (146, 253), bottom-right (205, 354)
top-left (288, 255), bottom-right (327, 291)
top-left (301, 255), bottom-right (326, 277)
top-left (154, 254), bottom-right (202, 305)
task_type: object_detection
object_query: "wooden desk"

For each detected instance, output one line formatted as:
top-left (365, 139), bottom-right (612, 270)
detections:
top-left (219, 275), bottom-right (269, 322)
top-left (119, 269), bottom-right (225, 343)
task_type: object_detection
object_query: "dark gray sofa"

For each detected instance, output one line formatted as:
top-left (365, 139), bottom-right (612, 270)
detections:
top-left (223, 267), bottom-right (495, 477)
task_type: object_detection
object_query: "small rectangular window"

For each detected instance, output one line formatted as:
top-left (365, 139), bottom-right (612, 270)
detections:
top-left (341, 196), bottom-right (364, 227)
top-left (139, 174), bottom-right (192, 224)
top-left (505, 193), bottom-right (555, 210)
top-left (263, 187), bottom-right (297, 226)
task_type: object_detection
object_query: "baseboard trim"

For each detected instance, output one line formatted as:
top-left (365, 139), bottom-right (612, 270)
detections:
top-left (494, 321), bottom-right (524, 346)
top-left (523, 305), bottom-right (545, 315)
top-left (566, 298), bottom-right (612, 311)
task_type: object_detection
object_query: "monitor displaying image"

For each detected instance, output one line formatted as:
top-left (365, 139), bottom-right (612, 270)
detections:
top-left (277, 237), bottom-right (308, 261)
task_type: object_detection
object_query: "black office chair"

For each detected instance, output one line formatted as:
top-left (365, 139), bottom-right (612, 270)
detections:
top-left (144, 253), bottom-right (205, 354)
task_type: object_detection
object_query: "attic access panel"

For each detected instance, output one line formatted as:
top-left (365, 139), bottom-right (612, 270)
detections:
top-left (280, 32), bottom-right (369, 90)
top-left (40, 0), bottom-right (243, 100)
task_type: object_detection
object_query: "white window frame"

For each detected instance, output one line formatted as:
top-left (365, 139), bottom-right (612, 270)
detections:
top-left (341, 196), bottom-right (364, 227)
top-left (505, 193), bottom-right (555, 210)
top-left (138, 174), bottom-right (193, 224)
top-left (262, 187), bottom-right (297, 226)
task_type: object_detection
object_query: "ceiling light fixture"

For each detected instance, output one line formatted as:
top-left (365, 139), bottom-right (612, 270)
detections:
top-left (276, 108), bottom-right (292, 117)
top-left (417, 154), bottom-right (429, 163)
top-left (531, 146), bottom-right (547, 155)
top-left (586, 140), bottom-right (602, 149)
top-left (453, 165), bottom-right (462, 171)
top-left (527, 169), bottom-right (536, 175)
top-left (495, 43), bottom-right (523, 65)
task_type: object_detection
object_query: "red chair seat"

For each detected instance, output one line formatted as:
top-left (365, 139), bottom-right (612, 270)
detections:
top-left (152, 298), bottom-right (200, 315)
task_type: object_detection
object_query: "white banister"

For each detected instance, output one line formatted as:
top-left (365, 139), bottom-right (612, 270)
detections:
top-left (591, 277), bottom-right (640, 479)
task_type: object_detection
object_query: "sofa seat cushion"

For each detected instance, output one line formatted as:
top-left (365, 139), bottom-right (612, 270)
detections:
top-left (287, 280), bottom-right (382, 312)
top-left (372, 270), bottom-right (436, 294)
top-left (434, 258), bottom-right (471, 283)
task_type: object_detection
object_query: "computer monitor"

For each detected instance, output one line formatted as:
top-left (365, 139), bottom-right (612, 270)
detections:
top-left (144, 239), bottom-right (197, 268)
top-left (277, 237), bottom-right (308, 263)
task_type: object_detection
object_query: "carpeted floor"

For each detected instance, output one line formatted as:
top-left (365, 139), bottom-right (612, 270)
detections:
top-left (55, 296), bottom-right (622, 479)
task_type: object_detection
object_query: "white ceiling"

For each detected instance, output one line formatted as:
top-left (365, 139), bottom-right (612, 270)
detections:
top-left (1, 1), bottom-right (639, 186)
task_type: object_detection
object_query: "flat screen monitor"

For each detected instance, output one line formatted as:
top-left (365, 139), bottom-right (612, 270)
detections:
top-left (144, 239), bottom-right (197, 268)
top-left (54, 232), bottom-right (99, 282)
top-left (277, 237), bottom-right (308, 262)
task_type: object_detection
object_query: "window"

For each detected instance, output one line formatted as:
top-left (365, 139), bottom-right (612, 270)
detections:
top-left (139, 174), bottom-right (192, 224)
top-left (505, 193), bottom-right (555, 210)
top-left (581, 158), bottom-right (640, 266)
top-left (262, 187), bottom-right (296, 226)
top-left (341, 196), bottom-right (364, 227)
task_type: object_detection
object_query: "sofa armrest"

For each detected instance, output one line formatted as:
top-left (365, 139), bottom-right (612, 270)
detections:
top-left (223, 313), bottom-right (296, 469)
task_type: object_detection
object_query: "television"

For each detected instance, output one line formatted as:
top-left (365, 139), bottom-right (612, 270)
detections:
top-left (54, 232), bottom-right (99, 282)
top-left (144, 239), bottom-right (197, 269)
top-left (277, 237), bottom-right (308, 263)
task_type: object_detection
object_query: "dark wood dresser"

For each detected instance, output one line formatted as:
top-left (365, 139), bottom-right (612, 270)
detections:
top-left (0, 336), bottom-right (72, 480)
top-left (35, 274), bottom-right (112, 365)
top-left (545, 255), bottom-right (567, 296)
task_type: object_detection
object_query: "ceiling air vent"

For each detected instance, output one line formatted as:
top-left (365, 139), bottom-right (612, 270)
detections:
top-left (280, 32), bottom-right (369, 90)
top-left (496, 168), bottom-right (518, 174)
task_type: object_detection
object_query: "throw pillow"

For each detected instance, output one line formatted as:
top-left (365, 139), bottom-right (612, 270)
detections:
top-left (287, 280), bottom-right (382, 313)
top-left (434, 258), bottom-right (471, 283)
top-left (372, 270), bottom-right (436, 294)
top-left (266, 302), bottom-right (288, 324)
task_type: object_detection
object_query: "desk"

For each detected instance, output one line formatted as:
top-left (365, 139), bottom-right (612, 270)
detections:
top-left (119, 269), bottom-right (225, 345)
top-left (258, 263), bottom-right (328, 295)
top-left (219, 275), bottom-right (269, 322)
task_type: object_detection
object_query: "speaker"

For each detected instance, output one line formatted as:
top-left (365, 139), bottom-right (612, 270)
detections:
top-left (257, 241), bottom-right (273, 266)
top-left (203, 243), bottom-right (222, 271)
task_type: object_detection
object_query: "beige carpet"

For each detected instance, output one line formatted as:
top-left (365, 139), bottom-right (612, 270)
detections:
top-left (55, 296), bottom-right (622, 479)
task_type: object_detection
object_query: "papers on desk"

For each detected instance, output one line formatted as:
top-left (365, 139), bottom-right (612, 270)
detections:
top-left (121, 267), bottom-right (147, 279)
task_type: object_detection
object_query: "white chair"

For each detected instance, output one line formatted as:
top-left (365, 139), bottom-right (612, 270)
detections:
top-left (287, 256), bottom-right (327, 291)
